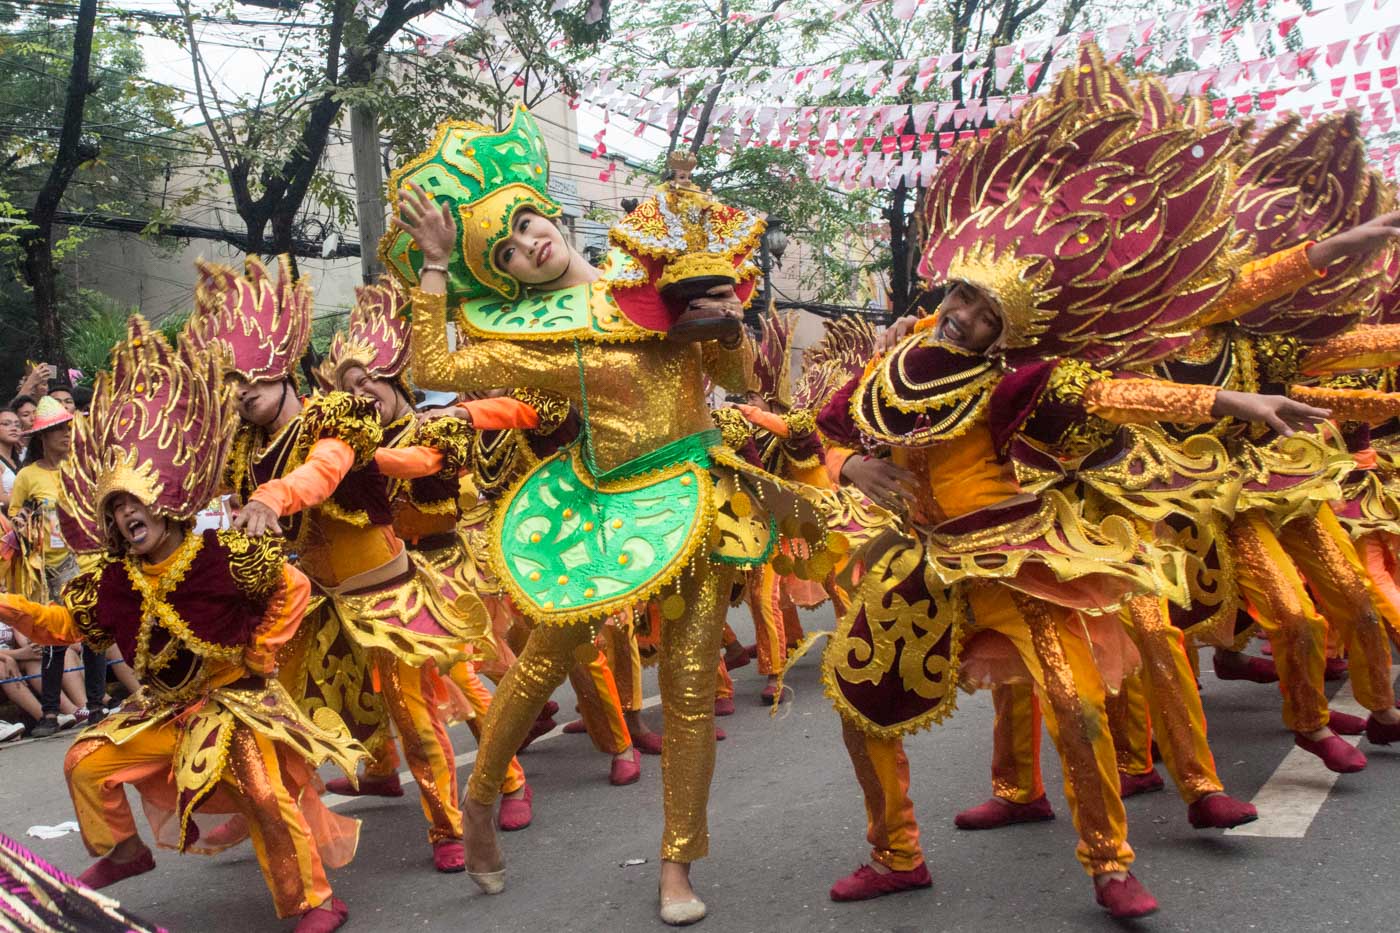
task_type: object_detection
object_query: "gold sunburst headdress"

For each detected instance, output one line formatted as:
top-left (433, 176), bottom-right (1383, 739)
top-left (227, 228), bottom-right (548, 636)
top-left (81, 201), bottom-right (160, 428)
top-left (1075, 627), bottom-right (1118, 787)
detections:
top-left (316, 276), bottom-right (412, 397)
top-left (919, 41), bottom-right (1237, 366)
top-left (58, 315), bottom-right (233, 552)
top-left (186, 254), bottom-right (313, 385)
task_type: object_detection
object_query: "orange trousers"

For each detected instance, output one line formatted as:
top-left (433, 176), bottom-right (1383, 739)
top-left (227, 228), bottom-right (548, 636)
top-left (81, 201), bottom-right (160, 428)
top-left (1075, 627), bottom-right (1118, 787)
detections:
top-left (66, 725), bottom-right (334, 918)
top-left (844, 585), bottom-right (1132, 876)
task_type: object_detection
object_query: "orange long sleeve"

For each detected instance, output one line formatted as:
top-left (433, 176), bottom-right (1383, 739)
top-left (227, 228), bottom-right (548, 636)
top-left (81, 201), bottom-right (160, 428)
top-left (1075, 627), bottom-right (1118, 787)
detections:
top-left (1083, 379), bottom-right (1219, 426)
top-left (373, 444), bottom-right (445, 479)
top-left (461, 396), bottom-right (540, 430)
top-left (735, 404), bottom-right (790, 438)
top-left (1197, 242), bottom-right (1325, 328)
top-left (0, 594), bottom-right (79, 646)
top-left (1288, 385), bottom-right (1400, 426)
top-left (244, 564), bottom-right (311, 675)
top-left (248, 437), bottom-right (355, 518)
top-left (1299, 324), bottom-right (1400, 376)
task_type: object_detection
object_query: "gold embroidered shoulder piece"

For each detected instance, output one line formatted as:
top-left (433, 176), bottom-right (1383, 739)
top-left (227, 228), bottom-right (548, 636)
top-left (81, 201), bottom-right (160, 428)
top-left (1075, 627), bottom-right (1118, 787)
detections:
top-left (217, 529), bottom-right (286, 603)
top-left (852, 335), bottom-right (999, 446)
top-left (711, 406), bottom-right (755, 450)
top-left (297, 392), bottom-right (383, 467)
top-left (61, 568), bottom-right (111, 650)
top-left (417, 416), bottom-right (474, 475)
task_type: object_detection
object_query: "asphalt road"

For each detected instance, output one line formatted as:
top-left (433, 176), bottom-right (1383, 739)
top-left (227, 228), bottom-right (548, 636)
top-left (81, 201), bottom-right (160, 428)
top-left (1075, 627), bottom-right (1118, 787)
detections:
top-left (3, 600), bottom-right (1399, 933)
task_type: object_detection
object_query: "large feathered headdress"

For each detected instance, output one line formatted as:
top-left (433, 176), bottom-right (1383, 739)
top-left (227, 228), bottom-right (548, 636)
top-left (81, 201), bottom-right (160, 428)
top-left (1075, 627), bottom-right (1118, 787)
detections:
top-left (750, 309), bottom-right (795, 409)
top-left (792, 315), bottom-right (877, 412)
top-left (316, 277), bottom-right (412, 395)
top-left (918, 41), bottom-right (1237, 366)
top-left (58, 315), bottom-right (233, 552)
top-left (1228, 111), bottom-right (1396, 341)
top-left (186, 254), bottom-right (313, 385)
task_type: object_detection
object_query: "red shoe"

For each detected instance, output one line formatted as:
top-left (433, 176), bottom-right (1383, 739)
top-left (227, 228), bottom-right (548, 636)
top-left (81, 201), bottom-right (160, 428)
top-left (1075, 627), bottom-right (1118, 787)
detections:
top-left (715, 727), bottom-right (726, 741)
top-left (1324, 657), bottom-right (1349, 681)
top-left (1094, 874), bottom-right (1159, 919)
top-left (954, 795), bottom-right (1055, 830)
top-left (517, 716), bottom-right (557, 752)
top-left (1294, 732), bottom-right (1367, 773)
top-left (433, 839), bottom-right (466, 873)
top-left (610, 748), bottom-right (641, 786)
top-left (324, 772), bottom-right (405, 798)
top-left (1364, 714), bottom-right (1400, 746)
top-left (714, 697), bottom-right (736, 716)
top-left (829, 863), bottom-right (932, 902)
top-left (498, 784), bottom-right (533, 832)
top-left (761, 683), bottom-right (789, 705)
top-left (1119, 769), bottom-right (1165, 798)
top-left (635, 731), bottom-right (665, 755)
top-left (541, 700), bottom-right (560, 719)
top-left (562, 719), bottom-right (588, 734)
top-left (294, 898), bottom-right (348, 933)
top-left (77, 847), bottom-right (156, 889)
top-left (1187, 793), bottom-right (1258, 829)
top-left (1213, 649), bottom-right (1278, 684)
top-left (1329, 711), bottom-right (1367, 736)
top-left (745, 643), bottom-right (758, 659)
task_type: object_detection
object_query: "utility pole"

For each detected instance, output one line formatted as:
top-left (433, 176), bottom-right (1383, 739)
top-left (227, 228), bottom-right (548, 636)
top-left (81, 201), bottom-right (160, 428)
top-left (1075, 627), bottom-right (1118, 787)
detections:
top-left (351, 104), bottom-right (386, 283)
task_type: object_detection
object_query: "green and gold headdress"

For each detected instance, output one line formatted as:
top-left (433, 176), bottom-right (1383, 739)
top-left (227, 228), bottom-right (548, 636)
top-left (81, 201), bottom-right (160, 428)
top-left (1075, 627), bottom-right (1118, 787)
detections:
top-left (379, 105), bottom-right (561, 304)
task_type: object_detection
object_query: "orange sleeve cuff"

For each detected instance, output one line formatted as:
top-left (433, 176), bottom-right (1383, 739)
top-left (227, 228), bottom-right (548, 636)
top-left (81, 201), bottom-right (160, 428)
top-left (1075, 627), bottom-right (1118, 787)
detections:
top-left (373, 445), bottom-right (445, 479)
top-left (0, 595), bottom-right (79, 646)
top-left (249, 437), bottom-right (355, 517)
top-left (826, 446), bottom-right (858, 486)
top-left (735, 404), bottom-right (790, 438)
top-left (1083, 379), bottom-right (1219, 426)
top-left (462, 397), bottom-right (540, 430)
top-left (1288, 385), bottom-right (1400, 426)
top-left (1198, 241), bottom-right (1325, 328)
top-left (1299, 324), bottom-right (1400, 375)
top-left (245, 565), bottom-right (311, 675)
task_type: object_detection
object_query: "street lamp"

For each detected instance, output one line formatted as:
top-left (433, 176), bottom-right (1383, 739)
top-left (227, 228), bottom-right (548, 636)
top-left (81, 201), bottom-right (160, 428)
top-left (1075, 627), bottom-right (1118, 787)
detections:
top-left (756, 217), bottom-right (787, 324)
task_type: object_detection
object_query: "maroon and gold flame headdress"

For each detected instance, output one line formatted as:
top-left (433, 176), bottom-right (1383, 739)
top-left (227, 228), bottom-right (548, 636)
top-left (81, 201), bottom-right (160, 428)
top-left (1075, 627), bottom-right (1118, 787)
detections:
top-left (919, 41), bottom-right (1237, 366)
top-left (1228, 111), bottom-right (1395, 341)
top-left (316, 277), bottom-right (412, 395)
top-left (59, 315), bottom-right (234, 551)
top-left (187, 254), bottom-right (313, 384)
top-left (792, 315), bottom-right (877, 413)
top-left (749, 309), bottom-right (795, 410)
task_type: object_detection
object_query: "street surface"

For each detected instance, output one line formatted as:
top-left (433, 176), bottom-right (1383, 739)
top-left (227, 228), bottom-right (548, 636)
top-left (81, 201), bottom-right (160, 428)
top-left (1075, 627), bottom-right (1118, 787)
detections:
top-left (3, 600), bottom-right (1398, 932)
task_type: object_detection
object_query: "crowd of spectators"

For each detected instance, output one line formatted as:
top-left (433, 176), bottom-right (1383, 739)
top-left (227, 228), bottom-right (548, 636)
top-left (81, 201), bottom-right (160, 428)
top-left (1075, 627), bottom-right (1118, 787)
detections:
top-left (0, 364), bottom-right (135, 745)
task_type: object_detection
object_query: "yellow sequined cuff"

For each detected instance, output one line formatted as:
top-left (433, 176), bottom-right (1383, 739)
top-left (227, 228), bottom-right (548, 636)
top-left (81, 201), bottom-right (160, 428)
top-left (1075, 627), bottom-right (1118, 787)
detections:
top-left (510, 387), bottom-right (571, 435)
top-left (782, 408), bottom-right (817, 438)
top-left (60, 571), bottom-right (110, 649)
top-left (711, 406), bottom-right (754, 450)
top-left (1299, 324), bottom-right (1400, 376)
top-left (1084, 378), bottom-right (1218, 426)
top-left (219, 530), bottom-right (286, 603)
top-left (417, 416), bottom-right (474, 474)
top-left (299, 392), bottom-right (384, 467)
top-left (1199, 242), bottom-right (1323, 328)
top-left (1289, 385), bottom-right (1400, 426)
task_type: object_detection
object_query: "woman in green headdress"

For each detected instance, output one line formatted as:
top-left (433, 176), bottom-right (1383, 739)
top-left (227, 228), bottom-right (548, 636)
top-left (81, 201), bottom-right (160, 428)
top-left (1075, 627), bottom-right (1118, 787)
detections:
top-left (384, 106), bottom-right (834, 926)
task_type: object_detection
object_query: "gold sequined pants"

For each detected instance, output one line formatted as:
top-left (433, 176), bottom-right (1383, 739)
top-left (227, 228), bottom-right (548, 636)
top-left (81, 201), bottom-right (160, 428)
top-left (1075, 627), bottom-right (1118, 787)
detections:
top-left (1229, 511), bottom-right (1337, 732)
top-left (468, 558), bottom-right (734, 861)
top-left (971, 585), bottom-right (1133, 876)
top-left (1118, 595), bottom-right (1223, 802)
top-left (369, 650), bottom-right (463, 843)
top-left (65, 726), bottom-right (334, 918)
top-left (1285, 508), bottom-right (1395, 714)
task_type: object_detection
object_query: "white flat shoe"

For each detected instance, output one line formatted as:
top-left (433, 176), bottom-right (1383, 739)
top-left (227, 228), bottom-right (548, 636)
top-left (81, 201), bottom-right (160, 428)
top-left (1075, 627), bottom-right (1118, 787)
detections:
top-left (659, 895), bottom-right (706, 926)
top-left (468, 868), bottom-right (506, 895)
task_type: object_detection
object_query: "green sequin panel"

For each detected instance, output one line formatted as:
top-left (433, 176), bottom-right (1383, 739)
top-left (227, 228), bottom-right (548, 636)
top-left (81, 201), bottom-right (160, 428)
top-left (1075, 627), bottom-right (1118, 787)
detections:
top-left (499, 452), bottom-right (707, 615)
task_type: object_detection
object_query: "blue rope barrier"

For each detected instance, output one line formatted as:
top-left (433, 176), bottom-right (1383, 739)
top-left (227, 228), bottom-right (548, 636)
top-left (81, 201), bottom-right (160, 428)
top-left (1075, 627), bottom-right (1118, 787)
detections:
top-left (0, 657), bottom-right (127, 686)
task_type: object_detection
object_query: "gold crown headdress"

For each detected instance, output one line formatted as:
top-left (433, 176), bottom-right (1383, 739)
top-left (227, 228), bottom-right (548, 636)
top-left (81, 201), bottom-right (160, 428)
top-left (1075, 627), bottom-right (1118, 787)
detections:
top-left (58, 316), bottom-right (234, 552)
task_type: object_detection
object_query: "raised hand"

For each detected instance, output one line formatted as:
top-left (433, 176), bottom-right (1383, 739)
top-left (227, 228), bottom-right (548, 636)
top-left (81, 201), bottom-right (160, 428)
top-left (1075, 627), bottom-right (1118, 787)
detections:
top-left (392, 181), bottom-right (458, 266)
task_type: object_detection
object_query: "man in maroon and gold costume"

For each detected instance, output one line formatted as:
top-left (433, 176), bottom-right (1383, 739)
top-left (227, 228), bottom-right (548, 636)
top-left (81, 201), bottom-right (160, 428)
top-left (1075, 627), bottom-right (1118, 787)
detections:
top-left (0, 316), bottom-right (363, 933)
top-left (186, 255), bottom-right (494, 874)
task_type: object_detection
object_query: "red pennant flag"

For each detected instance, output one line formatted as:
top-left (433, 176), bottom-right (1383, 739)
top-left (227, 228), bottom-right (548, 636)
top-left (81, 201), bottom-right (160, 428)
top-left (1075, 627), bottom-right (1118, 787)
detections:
top-left (1211, 98), bottom-right (1229, 119)
top-left (1279, 16), bottom-right (1300, 38)
top-left (938, 131), bottom-right (956, 150)
top-left (1381, 66), bottom-right (1398, 89)
top-left (1297, 47), bottom-right (1320, 70)
top-left (1234, 94), bottom-right (1253, 114)
top-left (1259, 90), bottom-right (1278, 110)
top-left (1332, 76), bottom-right (1348, 96)
top-left (1357, 72), bottom-right (1373, 92)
